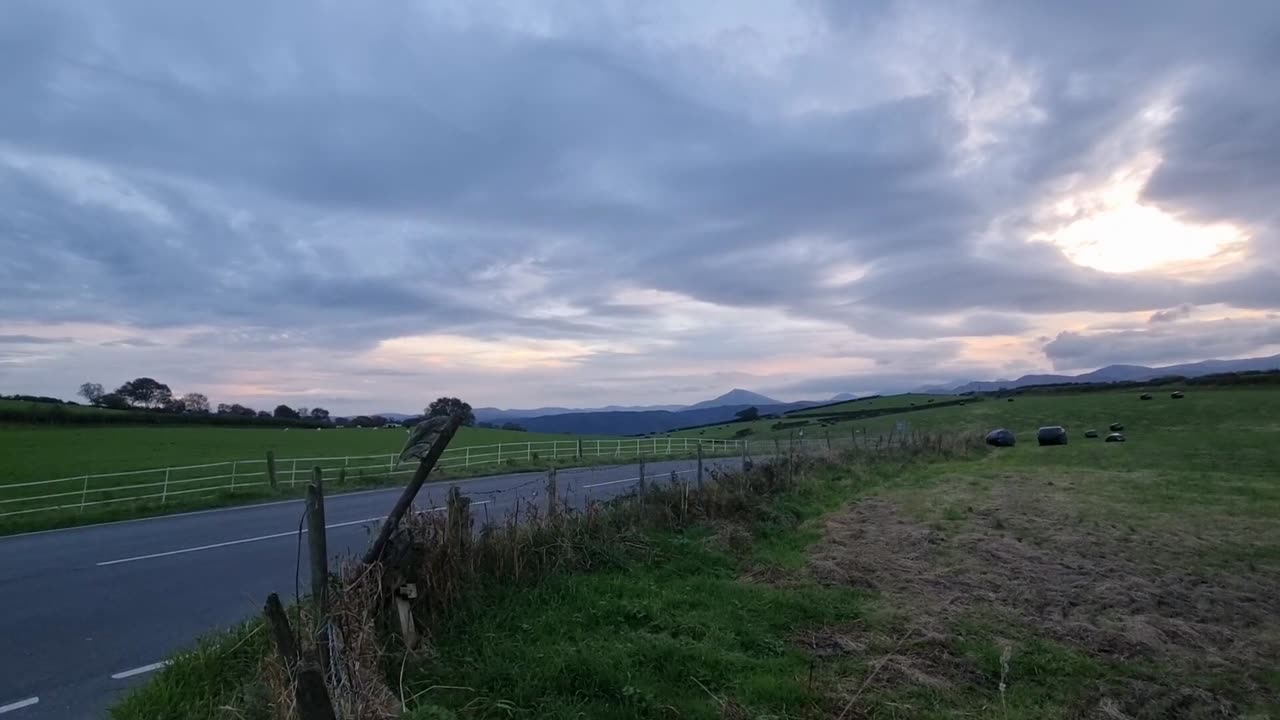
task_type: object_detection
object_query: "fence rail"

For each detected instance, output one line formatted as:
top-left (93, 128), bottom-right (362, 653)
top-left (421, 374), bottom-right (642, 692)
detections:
top-left (0, 436), bottom-right (769, 520)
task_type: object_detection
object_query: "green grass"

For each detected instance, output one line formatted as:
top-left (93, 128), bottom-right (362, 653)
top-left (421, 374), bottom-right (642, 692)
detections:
top-left (786, 392), bottom-right (956, 416)
top-left (116, 385), bottom-right (1280, 718)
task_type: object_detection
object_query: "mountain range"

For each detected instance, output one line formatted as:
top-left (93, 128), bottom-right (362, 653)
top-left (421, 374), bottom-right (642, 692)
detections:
top-left (920, 354), bottom-right (1280, 394)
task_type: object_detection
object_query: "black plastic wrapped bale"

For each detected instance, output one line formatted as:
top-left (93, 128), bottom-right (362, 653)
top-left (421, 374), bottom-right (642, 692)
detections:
top-left (1105, 433), bottom-right (1127, 443)
top-left (1140, 393), bottom-right (1152, 400)
top-left (1084, 430), bottom-right (1099, 439)
top-left (1109, 422), bottom-right (1124, 432)
top-left (985, 428), bottom-right (1016, 447)
top-left (1171, 391), bottom-right (1185, 399)
top-left (1037, 426), bottom-right (1068, 446)
top-left (1007, 398), bottom-right (1015, 402)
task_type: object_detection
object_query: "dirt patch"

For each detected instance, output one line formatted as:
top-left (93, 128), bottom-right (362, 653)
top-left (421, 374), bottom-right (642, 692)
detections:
top-left (808, 480), bottom-right (1280, 708)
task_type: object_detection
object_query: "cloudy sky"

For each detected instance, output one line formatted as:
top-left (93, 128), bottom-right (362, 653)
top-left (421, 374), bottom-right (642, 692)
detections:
top-left (2, 1), bottom-right (1278, 413)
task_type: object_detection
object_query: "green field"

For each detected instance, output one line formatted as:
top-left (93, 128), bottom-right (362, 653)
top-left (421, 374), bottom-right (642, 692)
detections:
top-left (786, 392), bottom-right (956, 416)
top-left (120, 384), bottom-right (1280, 718)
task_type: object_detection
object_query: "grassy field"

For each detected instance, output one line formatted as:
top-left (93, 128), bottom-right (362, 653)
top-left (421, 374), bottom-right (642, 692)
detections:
top-left (786, 392), bottom-right (956, 416)
top-left (118, 384), bottom-right (1280, 718)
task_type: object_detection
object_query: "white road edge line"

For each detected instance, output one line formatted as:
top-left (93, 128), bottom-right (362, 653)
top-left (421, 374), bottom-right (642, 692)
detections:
top-left (111, 660), bottom-right (171, 680)
top-left (580, 469), bottom-right (697, 490)
top-left (95, 502), bottom-right (491, 567)
top-left (0, 697), bottom-right (38, 714)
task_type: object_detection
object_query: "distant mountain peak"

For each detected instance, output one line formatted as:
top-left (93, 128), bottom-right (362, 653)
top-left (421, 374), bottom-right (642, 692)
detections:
top-left (686, 389), bottom-right (781, 410)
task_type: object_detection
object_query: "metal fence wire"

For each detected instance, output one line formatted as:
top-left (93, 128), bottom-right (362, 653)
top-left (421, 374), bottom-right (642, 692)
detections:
top-left (0, 435), bottom-right (790, 519)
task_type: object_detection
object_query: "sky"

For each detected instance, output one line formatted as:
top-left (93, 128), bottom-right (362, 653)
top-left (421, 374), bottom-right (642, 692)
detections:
top-left (2, 1), bottom-right (1279, 414)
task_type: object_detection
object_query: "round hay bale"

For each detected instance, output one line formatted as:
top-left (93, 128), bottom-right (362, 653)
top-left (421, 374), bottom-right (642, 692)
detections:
top-left (1170, 391), bottom-right (1185, 399)
top-left (1140, 393), bottom-right (1152, 400)
top-left (1037, 426), bottom-right (1068, 446)
top-left (1109, 422), bottom-right (1124, 432)
top-left (985, 428), bottom-right (1016, 447)
top-left (1084, 429), bottom-right (1099, 438)
top-left (1105, 432), bottom-right (1127, 443)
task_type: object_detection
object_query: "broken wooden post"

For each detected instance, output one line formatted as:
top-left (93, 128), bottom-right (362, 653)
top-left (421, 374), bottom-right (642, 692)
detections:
top-left (363, 415), bottom-right (463, 565)
top-left (266, 450), bottom-right (278, 489)
top-left (306, 468), bottom-right (330, 673)
top-left (394, 583), bottom-right (419, 650)
top-left (264, 593), bottom-right (337, 720)
top-left (446, 485), bottom-right (470, 546)
top-left (696, 443), bottom-right (704, 490)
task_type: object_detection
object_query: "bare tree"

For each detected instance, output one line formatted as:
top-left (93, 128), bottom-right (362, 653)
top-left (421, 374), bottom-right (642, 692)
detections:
top-left (78, 382), bottom-right (105, 405)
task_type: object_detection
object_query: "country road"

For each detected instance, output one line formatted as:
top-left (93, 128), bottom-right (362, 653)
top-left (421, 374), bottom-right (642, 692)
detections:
top-left (0, 456), bottom-right (745, 719)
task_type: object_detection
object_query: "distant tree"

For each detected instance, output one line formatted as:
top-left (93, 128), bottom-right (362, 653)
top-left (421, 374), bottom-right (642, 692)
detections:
top-left (216, 403), bottom-right (233, 415)
top-left (257, 410), bottom-right (271, 419)
top-left (115, 377), bottom-right (172, 409)
top-left (296, 407), bottom-right (309, 420)
top-left (78, 382), bottom-right (105, 405)
top-left (97, 393), bottom-right (131, 411)
top-left (309, 407), bottom-right (330, 421)
top-left (162, 397), bottom-right (187, 413)
top-left (368, 415), bottom-right (389, 427)
top-left (735, 406), bottom-right (760, 422)
top-left (476, 421), bottom-right (498, 429)
top-left (273, 404), bottom-right (300, 420)
top-left (500, 421), bottom-right (527, 432)
top-left (181, 393), bottom-right (210, 413)
top-left (352, 415), bottom-right (373, 427)
top-left (426, 397), bottom-right (475, 426)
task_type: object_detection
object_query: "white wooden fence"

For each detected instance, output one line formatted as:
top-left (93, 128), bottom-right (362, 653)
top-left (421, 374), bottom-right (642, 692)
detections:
top-left (0, 436), bottom-right (754, 519)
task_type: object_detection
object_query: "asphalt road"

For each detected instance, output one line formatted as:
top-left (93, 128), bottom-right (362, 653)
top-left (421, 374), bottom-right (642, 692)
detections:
top-left (0, 456), bottom-right (745, 719)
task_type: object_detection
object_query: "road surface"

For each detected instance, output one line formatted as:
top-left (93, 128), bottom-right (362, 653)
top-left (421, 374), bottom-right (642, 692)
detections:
top-left (0, 457), bottom-right (744, 719)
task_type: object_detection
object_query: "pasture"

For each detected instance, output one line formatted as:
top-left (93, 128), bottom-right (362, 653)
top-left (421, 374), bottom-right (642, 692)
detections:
top-left (121, 383), bottom-right (1280, 718)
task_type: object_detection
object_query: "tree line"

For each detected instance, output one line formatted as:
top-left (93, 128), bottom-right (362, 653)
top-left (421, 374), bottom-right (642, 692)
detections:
top-left (76, 378), bottom-right (332, 423)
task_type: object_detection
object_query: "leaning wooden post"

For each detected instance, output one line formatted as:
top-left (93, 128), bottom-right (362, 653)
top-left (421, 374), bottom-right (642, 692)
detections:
top-left (363, 415), bottom-right (463, 565)
top-left (306, 468), bottom-right (330, 673)
top-left (696, 443), bottom-right (704, 490)
top-left (264, 593), bottom-right (337, 720)
top-left (266, 450), bottom-right (278, 489)
top-left (545, 467), bottom-right (559, 520)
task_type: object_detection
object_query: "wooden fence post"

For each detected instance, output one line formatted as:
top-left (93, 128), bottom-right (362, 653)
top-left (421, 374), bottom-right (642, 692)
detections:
top-left (826, 432), bottom-right (832, 453)
top-left (696, 443), bottom-right (704, 490)
top-left (576, 438), bottom-right (583, 459)
top-left (638, 460), bottom-right (647, 498)
top-left (263, 593), bottom-right (336, 720)
top-left (446, 485), bottom-right (471, 549)
top-left (161, 467), bottom-right (171, 504)
top-left (364, 415), bottom-right (463, 565)
top-left (306, 468), bottom-right (330, 674)
top-left (670, 469), bottom-right (678, 488)
top-left (231, 460), bottom-right (239, 491)
top-left (266, 451), bottom-right (277, 489)
top-left (546, 468), bottom-right (558, 520)
top-left (788, 432), bottom-right (796, 484)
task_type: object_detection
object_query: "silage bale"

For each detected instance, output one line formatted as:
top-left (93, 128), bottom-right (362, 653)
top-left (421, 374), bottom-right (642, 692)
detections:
top-left (1140, 393), bottom-right (1152, 400)
top-left (1109, 422), bottom-right (1124, 432)
top-left (1084, 429), bottom-right (1099, 438)
top-left (985, 428), bottom-right (1016, 447)
top-left (1171, 391), bottom-right (1185, 399)
top-left (1037, 426), bottom-right (1068, 446)
top-left (1105, 432), bottom-right (1127, 443)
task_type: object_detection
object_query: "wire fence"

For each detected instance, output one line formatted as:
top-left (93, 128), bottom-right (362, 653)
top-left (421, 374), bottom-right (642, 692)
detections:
top-left (0, 436), bottom-right (758, 519)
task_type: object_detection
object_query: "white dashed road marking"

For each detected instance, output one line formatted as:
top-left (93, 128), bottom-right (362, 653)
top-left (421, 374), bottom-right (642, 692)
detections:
top-left (96, 502), bottom-right (490, 566)
top-left (0, 697), bottom-right (38, 715)
top-left (111, 661), bottom-right (172, 680)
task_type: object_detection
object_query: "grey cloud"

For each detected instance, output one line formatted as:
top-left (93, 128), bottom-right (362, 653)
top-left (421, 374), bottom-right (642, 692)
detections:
top-left (99, 337), bottom-right (161, 348)
top-left (1148, 304), bottom-right (1194, 324)
top-left (0, 334), bottom-right (72, 344)
top-left (1043, 318), bottom-right (1280, 371)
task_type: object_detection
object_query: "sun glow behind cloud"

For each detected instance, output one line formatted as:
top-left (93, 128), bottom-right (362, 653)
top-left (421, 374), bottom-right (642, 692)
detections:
top-left (1035, 152), bottom-right (1248, 274)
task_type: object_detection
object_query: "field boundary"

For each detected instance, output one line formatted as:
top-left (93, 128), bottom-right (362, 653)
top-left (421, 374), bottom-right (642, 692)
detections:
top-left (0, 436), bottom-right (753, 520)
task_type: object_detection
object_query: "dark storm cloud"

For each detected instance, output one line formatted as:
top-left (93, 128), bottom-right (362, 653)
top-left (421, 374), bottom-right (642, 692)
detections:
top-left (2, 0), bottom-right (1279, 407)
top-left (1043, 318), bottom-right (1280, 371)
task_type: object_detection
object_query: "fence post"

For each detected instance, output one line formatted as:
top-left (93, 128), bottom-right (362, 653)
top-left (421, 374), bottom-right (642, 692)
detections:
top-left (465, 446), bottom-right (471, 467)
top-left (387, 454), bottom-right (395, 476)
top-left (79, 474), bottom-right (91, 512)
top-left (741, 441), bottom-right (751, 472)
top-left (826, 432), bottom-right (832, 453)
top-left (546, 467), bottom-right (558, 520)
top-left (306, 468), bottom-right (330, 673)
top-left (266, 451), bottom-right (278, 489)
top-left (670, 469), bottom-right (678, 487)
top-left (576, 438), bottom-right (583, 459)
top-left (526, 443), bottom-right (531, 461)
top-left (788, 431), bottom-right (796, 483)
top-left (697, 443), bottom-right (704, 490)
top-left (498, 443), bottom-right (503, 463)
top-left (161, 467), bottom-right (171, 504)
top-left (290, 459), bottom-right (298, 486)
top-left (638, 460), bottom-right (646, 498)
top-left (231, 460), bottom-right (239, 491)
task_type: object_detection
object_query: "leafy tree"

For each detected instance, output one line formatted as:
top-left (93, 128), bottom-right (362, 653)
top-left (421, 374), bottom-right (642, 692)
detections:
top-left (216, 403), bottom-right (233, 415)
top-left (501, 421), bottom-right (527, 432)
top-left (256, 410), bottom-right (271, 419)
top-left (115, 377), bottom-right (173, 409)
top-left (426, 397), bottom-right (475, 426)
top-left (368, 415), bottom-right (389, 427)
top-left (162, 397), bottom-right (187, 413)
top-left (78, 382), bottom-right (105, 405)
top-left (97, 393), bottom-right (131, 410)
top-left (735, 406), bottom-right (760, 422)
top-left (181, 393), bottom-right (210, 413)
top-left (273, 404), bottom-right (300, 420)
top-left (310, 407), bottom-right (330, 421)
top-left (296, 407), bottom-right (309, 420)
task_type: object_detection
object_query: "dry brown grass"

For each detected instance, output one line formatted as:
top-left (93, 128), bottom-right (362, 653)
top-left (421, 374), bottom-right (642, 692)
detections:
top-left (807, 472), bottom-right (1280, 717)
